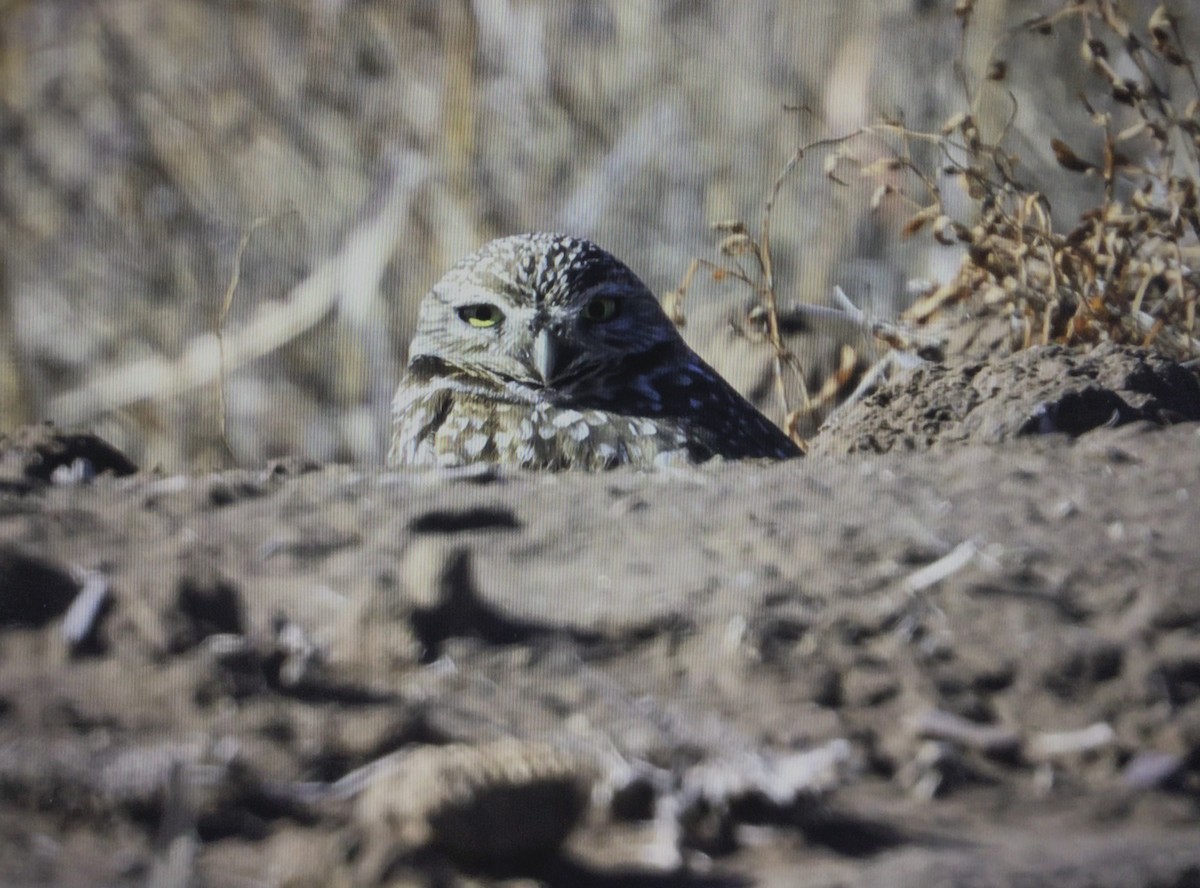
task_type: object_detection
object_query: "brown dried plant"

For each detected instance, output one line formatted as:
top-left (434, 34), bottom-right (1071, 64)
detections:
top-left (677, 1), bottom-right (1199, 441)
top-left (905, 2), bottom-right (1199, 360)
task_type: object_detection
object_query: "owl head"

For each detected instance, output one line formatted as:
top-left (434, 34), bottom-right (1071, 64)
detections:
top-left (405, 233), bottom-right (684, 402)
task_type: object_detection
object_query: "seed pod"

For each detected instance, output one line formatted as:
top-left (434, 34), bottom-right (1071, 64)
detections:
top-left (718, 233), bottom-right (755, 256)
top-left (710, 219), bottom-right (746, 234)
top-left (1051, 139), bottom-right (1096, 173)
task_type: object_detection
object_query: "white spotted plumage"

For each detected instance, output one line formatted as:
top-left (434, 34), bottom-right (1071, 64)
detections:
top-left (388, 233), bottom-right (801, 470)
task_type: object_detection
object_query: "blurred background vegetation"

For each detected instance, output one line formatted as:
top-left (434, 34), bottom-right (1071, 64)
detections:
top-left (0, 0), bottom-right (1194, 469)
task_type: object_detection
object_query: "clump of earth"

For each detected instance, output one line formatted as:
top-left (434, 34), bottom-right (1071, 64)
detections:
top-left (1, 343), bottom-right (1199, 888)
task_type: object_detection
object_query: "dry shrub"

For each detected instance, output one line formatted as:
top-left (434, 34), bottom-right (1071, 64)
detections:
top-left (907, 2), bottom-right (1199, 360)
top-left (682, 1), bottom-right (1199, 443)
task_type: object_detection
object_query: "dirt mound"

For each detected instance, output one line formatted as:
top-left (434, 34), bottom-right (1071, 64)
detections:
top-left (1, 350), bottom-right (1199, 887)
top-left (812, 343), bottom-right (1200, 454)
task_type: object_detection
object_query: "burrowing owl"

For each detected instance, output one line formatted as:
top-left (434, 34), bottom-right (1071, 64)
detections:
top-left (388, 233), bottom-right (801, 470)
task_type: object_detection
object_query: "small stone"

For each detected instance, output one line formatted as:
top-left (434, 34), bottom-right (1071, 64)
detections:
top-left (270, 616), bottom-right (324, 689)
top-left (1051, 499), bottom-right (1078, 520)
top-left (1121, 751), bottom-right (1184, 790)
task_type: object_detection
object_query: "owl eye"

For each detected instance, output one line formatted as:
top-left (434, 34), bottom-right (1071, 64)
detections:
top-left (457, 304), bottom-right (503, 328)
top-left (582, 296), bottom-right (620, 322)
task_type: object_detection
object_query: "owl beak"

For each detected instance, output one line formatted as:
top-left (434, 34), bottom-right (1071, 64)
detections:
top-left (532, 327), bottom-right (560, 386)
